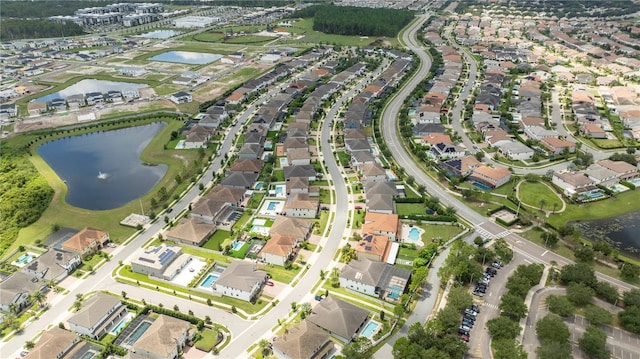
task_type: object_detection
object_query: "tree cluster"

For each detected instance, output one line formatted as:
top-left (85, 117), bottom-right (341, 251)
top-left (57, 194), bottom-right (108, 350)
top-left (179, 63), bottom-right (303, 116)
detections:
top-left (619, 289), bottom-right (640, 334)
top-left (1, 19), bottom-right (84, 40)
top-left (291, 5), bottom-right (414, 37)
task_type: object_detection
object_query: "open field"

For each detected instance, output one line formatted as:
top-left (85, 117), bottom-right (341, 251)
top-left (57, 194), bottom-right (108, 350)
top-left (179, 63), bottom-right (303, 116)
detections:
top-left (277, 18), bottom-right (397, 47)
top-left (518, 181), bottom-right (563, 211)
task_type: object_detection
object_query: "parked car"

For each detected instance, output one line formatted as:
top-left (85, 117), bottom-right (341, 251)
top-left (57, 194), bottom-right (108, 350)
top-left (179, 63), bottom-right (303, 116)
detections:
top-left (471, 304), bottom-right (480, 313)
top-left (265, 281), bottom-right (274, 286)
top-left (464, 309), bottom-right (478, 317)
top-left (458, 328), bottom-right (470, 336)
top-left (458, 333), bottom-right (469, 342)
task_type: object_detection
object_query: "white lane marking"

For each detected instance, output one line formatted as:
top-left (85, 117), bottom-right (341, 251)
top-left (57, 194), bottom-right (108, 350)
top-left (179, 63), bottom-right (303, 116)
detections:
top-left (541, 250), bottom-right (548, 257)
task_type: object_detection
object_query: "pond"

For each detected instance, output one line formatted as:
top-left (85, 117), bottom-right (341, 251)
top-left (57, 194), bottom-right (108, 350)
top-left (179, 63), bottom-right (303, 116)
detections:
top-left (35, 79), bottom-right (148, 103)
top-left (136, 30), bottom-right (183, 39)
top-left (571, 212), bottom-right (640, 257)
top-left (37, 123), bottom-right (168, 210)
top-left (149, 51), bottom-right (223, 65)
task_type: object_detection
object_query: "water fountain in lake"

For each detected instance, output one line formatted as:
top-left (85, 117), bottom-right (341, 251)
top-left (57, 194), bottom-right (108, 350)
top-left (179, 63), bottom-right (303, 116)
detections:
top-left (97, 171), bottom-right (109, 180)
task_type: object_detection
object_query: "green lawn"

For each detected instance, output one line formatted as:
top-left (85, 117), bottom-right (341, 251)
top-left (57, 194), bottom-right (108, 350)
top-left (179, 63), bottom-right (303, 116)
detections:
top-left (518, 181), bottom-right (563, 210)
top-left (319, 189), bottom-right (332, 204)
top-left (397, 203), bottom-right (427, 216)
top-left (314, 211), bottom-right (330, 235)
top-left (232, 211), bottom-right (252, 233)
top-left (336, 151), bottom-right (350, 167)
top-left (195, 328), bottom-right (221, 352)
top-left (247, 192), bottom-right (265, 209)
top-left (418, 223), bottom-right (464, 243)
top-left (352, 209), bottom-right (365, 229)
top-left (202, 230), bottom-right (231, 251)
top-left (397, 245), bottom-right (421, 262)
top-left (548, 189), bottom-right (640, 229)
top-left (272, 169), bottom-right (285, 182)
top-left (256, 263), bottom-right (301, 283)
top-left (192, 32), bottom-right (226, 42)
top-left (225, 35), bottom-right (275, 45)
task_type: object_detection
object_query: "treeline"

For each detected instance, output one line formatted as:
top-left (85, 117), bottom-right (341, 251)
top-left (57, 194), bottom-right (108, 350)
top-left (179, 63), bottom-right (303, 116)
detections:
top-left (0, 147), bottom-right (54, 258)
top-left (1, 20), bottom-right (85, 41)
top-left (0, 1), bottom-right (112, 18)
top-left (291, 5), bottom-right (414, 37)
top-left (172, 0), bottom-right (293, 7)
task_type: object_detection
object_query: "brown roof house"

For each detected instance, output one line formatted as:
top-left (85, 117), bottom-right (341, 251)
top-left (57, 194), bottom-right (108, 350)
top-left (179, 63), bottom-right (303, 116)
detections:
top-left (61, 227), bottom-right (109, 259)
top-left (124, 314), bottom-right (194, 359)
top-left (273, 320), bottom-right (333, 359)
top-left (361, 212), bottom-right (401, 241)
top-left (24, 328), bottom-right (89, 359)
top-left (165, 217), bottom-right (216, 247)
top-left (355, 233), bottom-right (391, 262)
top-left (339, 258), bottom-right (411, 303)
top-left (259, 233), bottom-right (300, 267)
top-left (269, 216), bottom-right (313, 242)
top-left (307, 296), bottom-right (369, 343)
top-left (469, 165), bottom-right (512, 189)
top-left (284, 193), bottom-right (319, 218)
top-left (213, 260), bottom-right (267, 302)
top-left (67, 292), bottom-right (128, 339)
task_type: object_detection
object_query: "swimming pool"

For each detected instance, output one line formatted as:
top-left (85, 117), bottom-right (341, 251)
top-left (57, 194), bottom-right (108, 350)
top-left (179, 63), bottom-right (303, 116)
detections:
top-left (175, 140), bottom-right (185, 149)
top-left (232, 241), bottom-right (245, 251)
top-left (407, 227), bottom-right (421, 241)
top-left (200, 273), bottom-right (220, 288)
top-left (361, 321), bottom-right (380, 339)
top-left (267, 201), bottom-right (278, 210)
top-left (254, 181), bottom-right (264, 190)
top-left (250, 225), bottom-right (270, 236)
top-left (472, 182), bottom-right (491, 191)
top-left (279, 158), bottom-right (288, 167)
top-left (110, 318), bottom-right (129, 335)
top-left (16, 253), bottom-right (34, 264)
top-left (274, 185), bottom-right (286, 198)
top-left (387, 285), bottom-right (403, 301)
top-left (126, 321), bottom-right (152, 345)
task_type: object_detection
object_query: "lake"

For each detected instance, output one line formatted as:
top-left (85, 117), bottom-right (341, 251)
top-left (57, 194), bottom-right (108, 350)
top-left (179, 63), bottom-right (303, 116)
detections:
top-left (35, 79), bottom-right (148, 103)
top-left (150, 51), bottom-right (223, 65)
top-left (136, 30), bottom-right (183, 39)
top-left (572, 212), bottom-right (640, 256)
top-left (37, 123), bottom-right (168, 210)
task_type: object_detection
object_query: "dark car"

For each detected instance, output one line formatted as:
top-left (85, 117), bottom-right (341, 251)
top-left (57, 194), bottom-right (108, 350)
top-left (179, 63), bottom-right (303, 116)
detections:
top-left (458, 328), bottom-right (470, 336)
top-left (464, 314), bottom-right (476, 322)
top-left (471, 304), bottom-right (480, 313)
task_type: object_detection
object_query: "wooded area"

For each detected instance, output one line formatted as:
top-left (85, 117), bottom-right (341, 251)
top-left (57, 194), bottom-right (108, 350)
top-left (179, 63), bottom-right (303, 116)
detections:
top-left (0, 147), bottom-right (54, 258)
top-left (291, 5), bottom-right (414, 37)
top-left (1, 20), bottom-right (85, 40)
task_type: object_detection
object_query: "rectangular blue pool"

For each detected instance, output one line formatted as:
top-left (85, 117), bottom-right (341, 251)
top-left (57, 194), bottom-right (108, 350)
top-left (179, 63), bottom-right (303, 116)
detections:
top-left (361, 321), bottom-right (380, 339)
top-left (125, 321), bottom-right (151, 345)
top-left (200, 273), bottom-right (220, 288)
top-left (267, 201), bottom-right (278, 210)
top-left (472, 182), bottom-right (491, 191)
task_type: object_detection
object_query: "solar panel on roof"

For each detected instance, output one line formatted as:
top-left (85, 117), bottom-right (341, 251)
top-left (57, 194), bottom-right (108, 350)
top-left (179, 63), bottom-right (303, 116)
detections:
top-left (139, 258), bottom-right (154, 263)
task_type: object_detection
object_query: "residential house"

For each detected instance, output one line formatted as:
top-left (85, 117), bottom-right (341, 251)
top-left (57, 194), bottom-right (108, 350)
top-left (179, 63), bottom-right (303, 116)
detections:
top-left (430, 142), bottom-right (466, 160)
top-left (130, 244), bottom-right (191, 280)
top-left (359, 163), bottom-right (387, 184)
top-left (597, 159), bottom-right (639, 181)
top-left (272, 320), bottom-right (333, 359)
top-left (220, 171), bottom-right (258, 189)
top-left (355, 234), bottom-right (391, 262)
top-left (306, 296), bottom-right (369, 343)
top-left (24, 328), bottom-right (87, 359)
top-left (287, 148), bottom-right (311, 166)
top-left (286, 177), bottom-right (309, 195)
top-left (581, 123), bottom-right (607, 139)
top-left (259, 233), bottom-right (299, 266)
top-left (21, 248), bottom-right (81, 283)
top-left (586, 163), bottom-right (619, 187)
top-left (165, 217), bottom-right (216, 247)
top-left (229, 159), bottom-right (263, 174)
top-left (284, 193), bottom-right (319, 218)
top-left (213, 260), bottom-right (266, 302)
top-left (284, 138), bottom-right (308, 155)
top-left (339, 258), bottom-right (411, 303)
top-left (422, 133), bottom-right (452, 146)
top-left (469, 165), bottom-right (512, 189)
top-left (238, 143), bottom-right (264, 160)
top-left (345, 138), bottom-right (370, 153)
top-left (269, 216), bottom-right (313, 242)
top-left (67, 292), bottom-right (128, 339)
top-left (190, 185), bottom-right (246, 224)
top-left (361, 212), bottom-right (400, 241)
top-left (351, 151), bottom-right (376, 168)
top-left (85, 92), bottom-right (104, 105)
top-left (125, 314), bottom-right (193, 359)
top-left (365, 181), bottom-right (399, 198)
top-left (169, 91), bottom-right (192, 104)
top-left (0, 272), bottom-right (46, 313)
top-left (0, 103), bottom-right (17, 117)
top-left (284, 165), bottom-right (316, 181)
top-left (552, 170), bottom-right (597, 196)
top-left (498, 141), bottom-right (534, 161)
top-left (540, 137), bottom-right (576, 155)
top-left (366, 194), bottom-right (395, 214)
top-left (524, 126), bottom-right (557, 141)
top-left (226, 92), bottom-right (245, 105)
top-left (439, 155), bottom-right (481, 177)
top-left (183, 125), bottom-right (212, 149)
top-left (61, 227), bottom-right (109, 259)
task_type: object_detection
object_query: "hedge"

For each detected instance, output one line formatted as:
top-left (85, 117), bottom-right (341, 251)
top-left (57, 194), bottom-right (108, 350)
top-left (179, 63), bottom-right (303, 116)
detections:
top-left (140, 304), bottom-right (205, 330)
top-left (620, 180), bottom-right (635, 190)
top-left (395, 197), bottom-right (424, 203)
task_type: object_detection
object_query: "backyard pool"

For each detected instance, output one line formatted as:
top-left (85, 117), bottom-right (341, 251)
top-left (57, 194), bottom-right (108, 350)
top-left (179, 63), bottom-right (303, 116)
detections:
top-left (629, 178), bottom-right (640, 187)
top-left (250, 225), bottom-right (270, 236)
top-left (109, 313), bottom-right (134, 335)
top-left (200, 273), bottom-right (220, 288)
top-left (360, 321), bottom-right (380, 339)
top-left (254, 182), bottom-right (265, 190)
top-left (472, 182), bottom-right (491, 191)
top-left (407, 227), bottom-right (421, 241)
top-left (274, 185), bottom-right (286, 198)
top-left (125, 321), bottom-right (152, 345)
top-left (279, 158), bottom-right (288, 167)
top-left (12, 252), bottom-right (36, 267)
top-left (175, 140), bottom-right (186, 149)
top-left (259, 200), bottom-right (284, 216)
top-left (232, 241), bottom-right (245, 251)
top-left (387, 285), bottom-right (403, 301)
top-left (267, 202), bottom-right (278, 210)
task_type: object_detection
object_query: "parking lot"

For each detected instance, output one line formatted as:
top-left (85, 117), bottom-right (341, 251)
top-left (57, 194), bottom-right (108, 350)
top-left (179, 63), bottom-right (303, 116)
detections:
top-left (570, 315), bottom-right (640, 359)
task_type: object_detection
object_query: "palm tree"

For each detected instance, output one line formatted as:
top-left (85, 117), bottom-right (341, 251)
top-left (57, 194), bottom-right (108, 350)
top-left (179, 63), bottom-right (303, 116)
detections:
top-left (539, 198), bottom-right (547, 211)
top-left (30, 290), bottom-right (46, 308)
top-left (258, 339), bottom-right (271, 356)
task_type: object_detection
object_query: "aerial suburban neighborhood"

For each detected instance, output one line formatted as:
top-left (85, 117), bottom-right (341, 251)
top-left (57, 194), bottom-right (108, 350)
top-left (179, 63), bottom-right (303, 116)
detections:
top-left (1, 0), bottom-right (640, 359)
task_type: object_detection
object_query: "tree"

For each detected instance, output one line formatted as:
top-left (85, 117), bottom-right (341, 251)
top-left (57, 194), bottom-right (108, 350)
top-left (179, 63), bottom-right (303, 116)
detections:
top-left (487, 316), bottom-right (521, 340)
top-left (173, 304), bottom-right (179, 311)
top-left (536, 341), bottom-right (573, 359)
top-left (24, 340), bottom-right (35, 350)
top-left (30, 290), bottom-right (46, 308)
top-left (340, 337), bottom-right (371, 359)
top-left (621, 262), bottom-right (640, 281)
top-left (121, 291), bottom-right (127, 299)
top-left (492, 338), bottom-right (527, 359)
top-left (579, 326), bottom-right (609, 359)
top-left (559, 263), bottom-right (597, 287)
top-left (434, 307), bottom-right (462, 335)
top-left (619, 306), bottom-right (640, 334)
top-left (546, 295), bottom-right (574, 317)
top-left (566, 283), bottom-right (595, 307)
top-left (574, 246), bottom-right (595, 264)
top-left (447, 286), bottom-right (473, 312)
top-left (300, 302), bottom-right (312, 319)
top-left (584, 305), bottom-right (613, 326)
top-left (258, 339), bottom-right (271, 357)
top-left (500, 294), bottom-right (528, 320)
top-left (623, 289), bottom-right (640, 308)
top-left (594, 281), bottom-right (620, 304)
top-left (536, 314), bottom-right (570, 344)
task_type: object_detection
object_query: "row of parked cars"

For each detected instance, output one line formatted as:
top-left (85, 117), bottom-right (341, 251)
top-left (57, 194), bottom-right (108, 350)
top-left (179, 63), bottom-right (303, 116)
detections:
top-left (473, 260), bottom-right (503, 297)
top-left (457, 304), bottom-right (481, 342)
